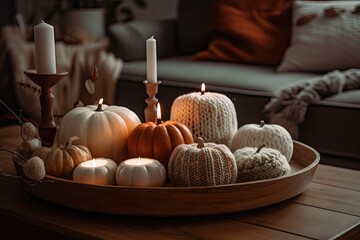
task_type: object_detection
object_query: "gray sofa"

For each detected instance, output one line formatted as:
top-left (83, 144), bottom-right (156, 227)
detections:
top-left (108, 0), bottom-right (360, 169)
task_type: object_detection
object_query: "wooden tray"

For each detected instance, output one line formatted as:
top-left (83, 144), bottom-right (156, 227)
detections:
top-left (15, 141), bottom-right (320, 216)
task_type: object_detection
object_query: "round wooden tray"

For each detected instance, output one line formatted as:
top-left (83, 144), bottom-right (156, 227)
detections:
top-left (16, 141), bottom-right (320, 216)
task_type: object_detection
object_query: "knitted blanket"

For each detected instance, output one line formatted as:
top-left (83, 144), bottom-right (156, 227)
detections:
top-left (0, 26), bottom-right (122, 123)
top-left (263, 69), bottom-right (360, 139)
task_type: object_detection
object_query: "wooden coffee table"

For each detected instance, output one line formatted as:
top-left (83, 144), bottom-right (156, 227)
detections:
top-left (0, 125), bottom-right (359, 239)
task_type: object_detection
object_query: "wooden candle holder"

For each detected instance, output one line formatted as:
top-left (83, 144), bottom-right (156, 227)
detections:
top-left (24, 69), bottom-right (67, 147)
top-left (143, 80), bottom-right (161, 123)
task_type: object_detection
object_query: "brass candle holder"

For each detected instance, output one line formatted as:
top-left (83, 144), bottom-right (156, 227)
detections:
top-left (143, 80), bottom-right (161, 123)
top-left (24, 69), bottom-right (67, 147)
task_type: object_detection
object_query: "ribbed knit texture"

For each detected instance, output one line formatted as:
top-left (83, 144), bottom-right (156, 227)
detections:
top-left (231, 121), bottom-right (293, 161)
top-left (234, 147), bottom-right (290, 183)
top-left (170, 92), bottom-right (238, 147)
top-left (168, 142), bottom-right (237, 187)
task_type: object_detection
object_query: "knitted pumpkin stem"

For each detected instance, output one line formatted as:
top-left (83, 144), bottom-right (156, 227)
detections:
top-left (197, 137), bottom-right (205, 149)
top-left (255, 144), bottom-right (266, 154)
top-left (66, 136), bottom-right (80, 147)
top-left (260, 120), bottom-right (265, 128)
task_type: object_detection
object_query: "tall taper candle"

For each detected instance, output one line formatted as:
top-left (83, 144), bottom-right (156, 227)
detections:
top-left (34, 20), bottom-right (56, 74)
top-left (146, 36), bottom-right (157, 83)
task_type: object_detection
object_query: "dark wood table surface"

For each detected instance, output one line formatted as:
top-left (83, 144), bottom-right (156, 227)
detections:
top-left (0, 125), bottom-right (359, 240)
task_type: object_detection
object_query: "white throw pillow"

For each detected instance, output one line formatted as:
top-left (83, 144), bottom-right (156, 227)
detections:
top-left (277, 1), bottom-right (360, 72)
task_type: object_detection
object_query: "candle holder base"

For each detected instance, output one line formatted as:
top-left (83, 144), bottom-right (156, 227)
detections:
top-left (143, 80), bottom-right (161, 123)
top-left (24, 69), bottom-right (67, 147)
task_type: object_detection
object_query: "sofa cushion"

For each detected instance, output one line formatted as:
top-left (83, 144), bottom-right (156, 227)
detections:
top-left (278, 1), bottom-right (360, 72)
top-left (192, 0), bottom-right (292, 66)
top-left (177, 0), bottom-right (211, 54)
top-left (108, 20), bottom-right (177, 62)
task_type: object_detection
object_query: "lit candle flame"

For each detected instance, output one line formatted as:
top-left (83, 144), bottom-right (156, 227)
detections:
top-left (99, 98), bottom-right (103, 104)
top-left (201, 83), bottom-right (205, 95)
top-left (81, 158), bottom-right (107, 168)
top-left (125, 157), bottom-right (154, 166)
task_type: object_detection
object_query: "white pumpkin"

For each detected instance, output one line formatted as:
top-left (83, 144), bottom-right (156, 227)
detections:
top-left (73, 158), bottom-right (118, 185)
top-left (115, 158), bottom-right (166, 187)
top-left (231, 120), bottom-right (293, 161)
top-left (58, 100), bottom-right (141, 163)
top-left (234, 145), bottom-right (291, 182)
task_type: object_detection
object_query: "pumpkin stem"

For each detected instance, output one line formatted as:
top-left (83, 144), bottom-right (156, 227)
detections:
top-left (96, 103), bottom-right (103, 111)
top-left (197, 137), bottom-right (205, 149)
top-left (66, 136), bottom-right (80, 147)
top-left (255, 144), bottom-right (266, 154)
top-left (260, 120), bottom-right (265, 128)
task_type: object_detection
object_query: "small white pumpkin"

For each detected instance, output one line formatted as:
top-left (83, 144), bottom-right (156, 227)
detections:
top-left (58, 99), bottom-right (141, 164)
top-left (73, 158), bottom-right (118, 185)
top-left (234, 145), bottom-right (291, 183)
top-left (116, 158), bottom-right (166, 187)
top-left (231, 120), bottom-right (293, 161)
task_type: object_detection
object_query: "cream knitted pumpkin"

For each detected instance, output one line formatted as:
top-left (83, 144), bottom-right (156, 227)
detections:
top-left (231, 120), bottom-right (293, 161)
top-left (170, 90), bottom-right (237, 147)
top-left (234, 145), bottom-right (291, 183)
top-left (168, 137), bottom-right (237, 187)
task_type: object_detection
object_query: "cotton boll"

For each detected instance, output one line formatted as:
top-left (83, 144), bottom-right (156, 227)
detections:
top-left (22, 122), bottom-right (39, 140)
top-left (23, 156), bottom-right (46, 181)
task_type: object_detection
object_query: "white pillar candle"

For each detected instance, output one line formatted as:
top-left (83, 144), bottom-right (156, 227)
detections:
top-left (116, 157), bottom-right (166, 187)
top-left (146, 36), bottom-right (157, 83)
top-left (73, 158), bottom-right (117, 185)
top-left (34, 20), bottom-right (57, 74)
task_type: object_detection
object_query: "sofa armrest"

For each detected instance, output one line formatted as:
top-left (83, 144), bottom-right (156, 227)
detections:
top-left (107, 19), bottom-right (177, 62)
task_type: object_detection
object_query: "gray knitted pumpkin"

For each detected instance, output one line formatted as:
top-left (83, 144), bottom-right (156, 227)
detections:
top-left (170, 89), bottom-right (237, 147)
top-left (231, 120), bottom-right (293, 161)
top-left (234, 145), bottom-right (291, 183)
top-left (168, 137), bottom-right (237, 187)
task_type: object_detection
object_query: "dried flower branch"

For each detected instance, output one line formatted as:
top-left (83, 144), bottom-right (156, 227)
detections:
top-left (0, 169), bottom-right (53, 186)
top-left (0, 99), bottom-right (24, 126)
top-left (0, 145), bottom-right (27, 165)
top-left (0, 146), bottom-right (50, 184)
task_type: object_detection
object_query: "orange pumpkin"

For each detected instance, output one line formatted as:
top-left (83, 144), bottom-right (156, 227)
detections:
top-left (32, 136), bottom-right (92, 179)
top-left (127, 121), bottom-right (194, 169)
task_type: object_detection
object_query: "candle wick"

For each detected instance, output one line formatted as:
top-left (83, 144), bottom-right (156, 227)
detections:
top-left (156, 119), bottom-right (162, 125)
top-left (201, 91), bottom-right (205, 95)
